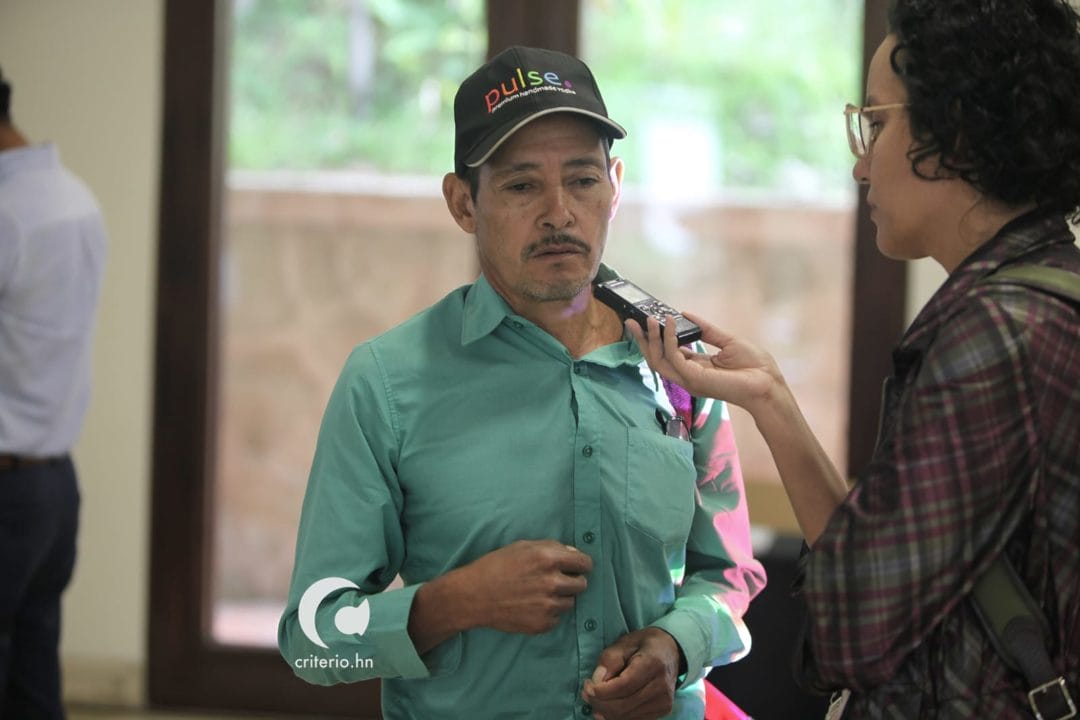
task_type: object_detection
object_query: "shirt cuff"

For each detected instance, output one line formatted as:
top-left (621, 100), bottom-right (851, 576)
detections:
top-left (650, 600), bottom-right (751, 689)
top-left (351, 582), bottom-right (463, 679)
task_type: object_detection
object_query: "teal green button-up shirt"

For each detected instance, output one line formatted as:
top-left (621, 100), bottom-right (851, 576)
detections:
top-left (278, 272), bottom-right (766, 719)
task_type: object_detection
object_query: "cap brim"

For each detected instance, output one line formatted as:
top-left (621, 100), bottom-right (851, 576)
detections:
top-left (463, 107), bottom-right (627, 169)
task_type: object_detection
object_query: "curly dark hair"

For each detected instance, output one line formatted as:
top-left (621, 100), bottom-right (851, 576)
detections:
top-left (888, 0), bottom-right (1080, 222)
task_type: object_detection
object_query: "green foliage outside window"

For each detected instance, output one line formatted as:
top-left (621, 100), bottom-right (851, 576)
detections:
top-left (582, 0), bottom-right (862, 194)
top-left (229, 0), bottom-right (485, 173)
top-left (230, 0), bottom-right (861, 195)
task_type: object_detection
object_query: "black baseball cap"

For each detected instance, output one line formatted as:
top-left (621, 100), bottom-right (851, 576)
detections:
top-left (453, 46), bottom-right (626, 175)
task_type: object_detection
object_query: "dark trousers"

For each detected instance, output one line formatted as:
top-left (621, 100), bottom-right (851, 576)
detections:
top-left (0, 457), bottom-right (79, 720)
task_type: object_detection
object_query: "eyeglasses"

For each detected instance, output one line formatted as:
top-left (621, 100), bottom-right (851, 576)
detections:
top-left (844, 102), bottom-right (906, 158)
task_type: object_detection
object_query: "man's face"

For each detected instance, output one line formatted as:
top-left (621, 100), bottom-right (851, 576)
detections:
top-left (447, 114), bottom-right (622, 312)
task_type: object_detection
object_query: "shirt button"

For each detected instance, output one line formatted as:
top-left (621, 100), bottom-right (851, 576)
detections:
top-left (582, 445), bottom-right (593, 457)
top-left (585, 618), bottom-right (598, 631)
top-left (512, 321), bottom-right (524, 329)
top-left (582, 531), bottom-right (595, 544)
top-left (582, 705), bottom-right (593, 716)
top-left (573, 363), bottom-right (583, 374)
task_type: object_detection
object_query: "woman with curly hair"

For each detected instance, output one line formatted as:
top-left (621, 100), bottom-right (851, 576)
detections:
top-left (630, 0), bottom-right (1080, 716)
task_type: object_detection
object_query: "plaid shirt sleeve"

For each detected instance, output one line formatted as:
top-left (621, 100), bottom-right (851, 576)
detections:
top-left (800, 292), bottom-right (1045, 691)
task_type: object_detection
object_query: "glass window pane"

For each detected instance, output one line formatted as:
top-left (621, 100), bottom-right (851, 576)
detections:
top-left (211, 0), bottom-right (484, 647)
top-left (582, 0), bottom-right (862, 509)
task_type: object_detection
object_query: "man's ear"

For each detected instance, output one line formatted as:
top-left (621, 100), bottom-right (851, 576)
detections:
top-left (443, 172), bottom-right (477, 233)
top-left (608, 156), bottom-right (625, 220)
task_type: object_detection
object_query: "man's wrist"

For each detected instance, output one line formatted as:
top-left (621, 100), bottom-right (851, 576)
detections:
top-left (651, 626), bottom-right (687, 678)
top-left (427, 566), bottom-right (479, 634)
top-left (408, 567), bottom-right (478, 654)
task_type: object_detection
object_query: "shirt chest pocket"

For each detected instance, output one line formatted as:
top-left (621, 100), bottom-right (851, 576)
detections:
top-left (624, 427), bottom-right (697, 549)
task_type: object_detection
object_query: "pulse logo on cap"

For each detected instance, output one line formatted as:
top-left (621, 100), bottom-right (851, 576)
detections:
top-left (483, 67), bottom-right (576, 114)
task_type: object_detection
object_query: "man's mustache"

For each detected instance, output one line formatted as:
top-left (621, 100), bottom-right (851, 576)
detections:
top-left (522, 234), bottom-right (590, 260)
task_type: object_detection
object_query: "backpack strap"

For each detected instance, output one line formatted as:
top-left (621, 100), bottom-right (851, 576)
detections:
top-left (971, 560), bottom-right (1076, 719)
top-left (980, 264), bottom-right (1080, 304)
top-left (970, 263), bottom-right (1078, 720)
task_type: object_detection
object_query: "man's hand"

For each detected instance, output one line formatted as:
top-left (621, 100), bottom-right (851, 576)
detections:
top-left (581, 627), bottom-right (683, 720)
top-left (409, 539), bottom-right (592, 654)
top-left (464, 539), bottom-right (593, 634)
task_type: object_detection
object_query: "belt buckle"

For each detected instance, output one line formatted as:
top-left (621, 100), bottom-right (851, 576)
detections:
top-left (1028, 677), bottom-right (1077, 720)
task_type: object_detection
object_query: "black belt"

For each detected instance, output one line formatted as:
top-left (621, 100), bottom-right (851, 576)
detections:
top-left (0, 454), bottom-right (64, 471)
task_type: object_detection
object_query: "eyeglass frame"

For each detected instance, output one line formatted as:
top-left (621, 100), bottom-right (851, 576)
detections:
top-left (844, 102), bottom-right (907, 158)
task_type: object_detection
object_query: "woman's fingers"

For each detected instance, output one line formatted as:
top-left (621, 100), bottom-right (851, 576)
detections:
top-left (627, 318), bottom-right (685, 383)
top-left (681, 310), bottom-right (736, 351)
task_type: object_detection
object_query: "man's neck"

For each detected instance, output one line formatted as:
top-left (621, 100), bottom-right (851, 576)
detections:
top-left (514, 289), bottom-right (625, 360)
top-left (0, 122), bottom-right (29, 152)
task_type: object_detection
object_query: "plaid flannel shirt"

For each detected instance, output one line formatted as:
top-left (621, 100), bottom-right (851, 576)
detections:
top-left (799, 211), bottom-right (1080, 718)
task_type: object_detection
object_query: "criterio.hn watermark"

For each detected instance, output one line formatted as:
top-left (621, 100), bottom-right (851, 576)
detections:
top-left (293, 652), bottom-right (375, 671)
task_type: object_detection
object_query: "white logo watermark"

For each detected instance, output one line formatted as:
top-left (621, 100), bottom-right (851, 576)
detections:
top-left (298, 576), bottom-right (371, 648)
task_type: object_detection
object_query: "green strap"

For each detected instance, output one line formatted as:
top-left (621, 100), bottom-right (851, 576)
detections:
top-left (971, 559), bottom-right (1049, 674)
top-left (972, 560), bottom-right (1077, 718)
top-left (970, 263), bottom-right (1078, 718)
top-left (981, 264), bottom-right (1080, 304)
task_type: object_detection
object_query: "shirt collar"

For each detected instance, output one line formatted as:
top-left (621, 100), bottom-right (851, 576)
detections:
top-left (460, 263), bottom-right (641, 365)
top-left (0, 143), bottom-right (60, 181)
top-left (461, 273), bottom-right (514, 346)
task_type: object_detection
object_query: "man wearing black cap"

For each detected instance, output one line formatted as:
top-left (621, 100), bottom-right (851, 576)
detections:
top-left (279, 47), bottom-right (764, 719)
top-left (0, 65), bottom-right (107, 718)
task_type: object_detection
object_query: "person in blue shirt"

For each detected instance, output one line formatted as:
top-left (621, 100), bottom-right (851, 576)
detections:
top-left (0, 64), bottom-right (107, 719)
top-left (279, 47), bottom-right (765, 720)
